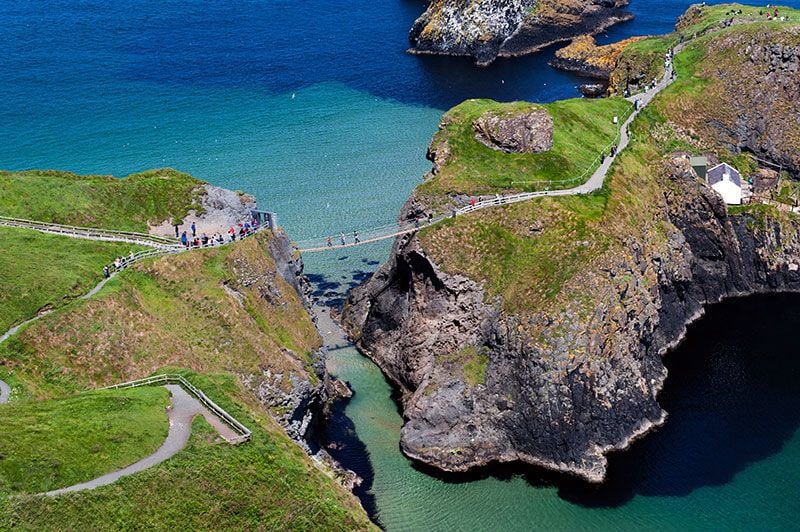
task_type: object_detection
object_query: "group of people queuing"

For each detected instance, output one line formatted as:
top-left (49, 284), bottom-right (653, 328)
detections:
top-left (103, 251), bottom-right (138, 278)
top-left (174, 218), bottom-right (261, 250)
top-left (761, 6), bottom-right (790, 21)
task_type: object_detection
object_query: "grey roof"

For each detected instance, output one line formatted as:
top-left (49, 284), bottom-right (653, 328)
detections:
top-left (707, 163), bottom-right (742, 187)
top-left (690, 156), bottom-right (708, 167)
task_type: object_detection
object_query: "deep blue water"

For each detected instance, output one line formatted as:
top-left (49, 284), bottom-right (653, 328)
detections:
top-left (3, 0), bottom-right (800, 529)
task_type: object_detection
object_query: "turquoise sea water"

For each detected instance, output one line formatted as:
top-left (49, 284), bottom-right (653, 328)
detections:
top-left (2, 0), bottom-right (800, 529)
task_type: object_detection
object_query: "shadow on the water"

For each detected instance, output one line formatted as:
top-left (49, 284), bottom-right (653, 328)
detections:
top-left (306, 270), bottom-right (375, 309)
top-left (411, 293), bottom-right (800, 508)
top-left (322, 392), bottom-right (383, 528)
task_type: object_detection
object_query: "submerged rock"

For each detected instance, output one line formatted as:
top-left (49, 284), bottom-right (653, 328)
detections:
top-left (579, 82), bottom-right (607, 97)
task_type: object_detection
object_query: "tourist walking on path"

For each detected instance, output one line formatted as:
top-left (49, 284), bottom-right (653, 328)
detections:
top-left (103, 265), bottom-right (110, 279)
top-left (327, 236), bottom-right (333, 247)
top-left (354, 230), bottom-right (360, 244)
top-left (174, 224), bottom-right (179, 238)
top-left (181, 231), bottom-right (189, 248)
top-left (340, 232), bottom-right (346, 246)
top-left (191, 222), bottom-right (197, 237)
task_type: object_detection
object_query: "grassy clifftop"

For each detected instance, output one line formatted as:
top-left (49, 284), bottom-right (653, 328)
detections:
top-left (0, 227), bottom-right (146, 332)
top-left (0, 170), bottom-right (374, 529)
top-left (0, 372), bottom-right (374, 530)
top-left (417, 3), bottom-right (800, 320)
top-left (0, 168), bottom-right (206, 230)
top-left (1, 232), bottom-right (320, 399)
top-left (418, 96), bottom-right (631, 203)
top-left (0, 387), bottom-right (169, 495)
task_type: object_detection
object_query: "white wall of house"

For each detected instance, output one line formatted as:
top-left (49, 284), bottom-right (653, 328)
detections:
top-left (711, 179), bottom-right (742, 205)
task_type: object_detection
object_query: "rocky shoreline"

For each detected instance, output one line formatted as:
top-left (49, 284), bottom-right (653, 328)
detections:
top-left (342, 159), bottom-right (800, 482)
top-left (409, 0), bottom-right (633, 66)
top-left (341, 9), bottom-right (800, 481)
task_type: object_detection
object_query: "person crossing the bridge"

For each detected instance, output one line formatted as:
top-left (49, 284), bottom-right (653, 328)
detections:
top-left (327, 235), bottom-right (333, 247)
top-left (340, 232), bottom-right (346, 246)
top-left (353, 230), bottom-right (360, 244)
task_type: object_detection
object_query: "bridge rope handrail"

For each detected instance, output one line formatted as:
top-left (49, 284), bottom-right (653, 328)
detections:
top-left (297, 46), bottom-right (679, 254)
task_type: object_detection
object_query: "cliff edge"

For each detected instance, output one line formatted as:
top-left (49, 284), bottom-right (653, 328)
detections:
top-left (345, 6), bottom-right (800, 481)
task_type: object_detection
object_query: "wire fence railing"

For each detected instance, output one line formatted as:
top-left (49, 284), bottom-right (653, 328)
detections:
top-left (100, 373), bottom-right (252, 444)
top-left (0, 215), bottom-right (181, 248)
top-left (508, 102), bottom-right (636, 188)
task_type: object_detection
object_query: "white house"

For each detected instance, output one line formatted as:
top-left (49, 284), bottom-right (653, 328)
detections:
top-left (707, 162), bottom-right (743, 205)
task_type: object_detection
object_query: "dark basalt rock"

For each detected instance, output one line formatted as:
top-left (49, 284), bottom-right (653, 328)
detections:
top-left (342, 160), bottom-right (800, 482)
top-left (579, 83), bottom-right (607, 97)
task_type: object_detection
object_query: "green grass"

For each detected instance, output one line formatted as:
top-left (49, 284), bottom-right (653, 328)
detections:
top-left (420, 192), bottom-right (611, 314)
top-left (676, 3), bottom-right (800, 39)
top-left (417, 97), bottom-right (633, 201)
top-left (0, 168), bottom-right (206, 231)
top-left (0, 227), bottom-right (146, 333)
top-left (0, 233), bottom-right (321, 402)
top-left (0, 371), bottom-right (376, 530)
top-left (0, 387), bottom-right (169, 495)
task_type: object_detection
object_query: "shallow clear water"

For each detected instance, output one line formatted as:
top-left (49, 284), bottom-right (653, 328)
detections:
top-left (3, 0), bottom-right (800, 529)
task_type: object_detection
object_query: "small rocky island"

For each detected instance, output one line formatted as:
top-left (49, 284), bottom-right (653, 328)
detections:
top-left (409, 0), bottom-right (633, 65)
top-left (345, 5), bottom-right (800, 482)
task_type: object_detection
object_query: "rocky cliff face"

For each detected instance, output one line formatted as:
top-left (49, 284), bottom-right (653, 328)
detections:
top-left (410, 0), bottom-right (633, 65)
top-left (550, 35), bottom-right (645, 78)
top-left (343, 161), bottom-right (800, 481)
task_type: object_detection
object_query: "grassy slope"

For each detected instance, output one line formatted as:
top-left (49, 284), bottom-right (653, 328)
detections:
top-left (0, 372), bottom-right (374, 530)
top-left (0, 233), bottom-right (320, 400)
top-left (419, 4), bottom-right (798, 318)
top-left (0, 387), bottom-right (169, 495)
top-left (417, 96), bottom-right (632, 201)
top-left (0, 234), bottom-right (372, 528)
top-left (0, 168), bottom-right (206, 231)
top-left (0, 227), bottom-right (146, 332)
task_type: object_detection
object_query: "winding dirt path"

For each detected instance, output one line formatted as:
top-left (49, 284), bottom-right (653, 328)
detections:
top-left (44, 384), bottom-right (239, 496)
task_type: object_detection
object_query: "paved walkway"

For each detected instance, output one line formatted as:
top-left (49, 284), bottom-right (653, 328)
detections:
top-left (0, 379), bottom-right (10, 404)
top-left (44, 384), bottom-right (240, 496)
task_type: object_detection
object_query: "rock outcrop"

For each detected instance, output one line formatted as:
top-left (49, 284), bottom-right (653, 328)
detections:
top-left (473, 107), bottom-right (553, 153)
top-left (409, 0), bottom-right (633, 66)
top-left (343, 159), bottom-right (800, 481)
top-left (550, 35), bottom-right (645, 79)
